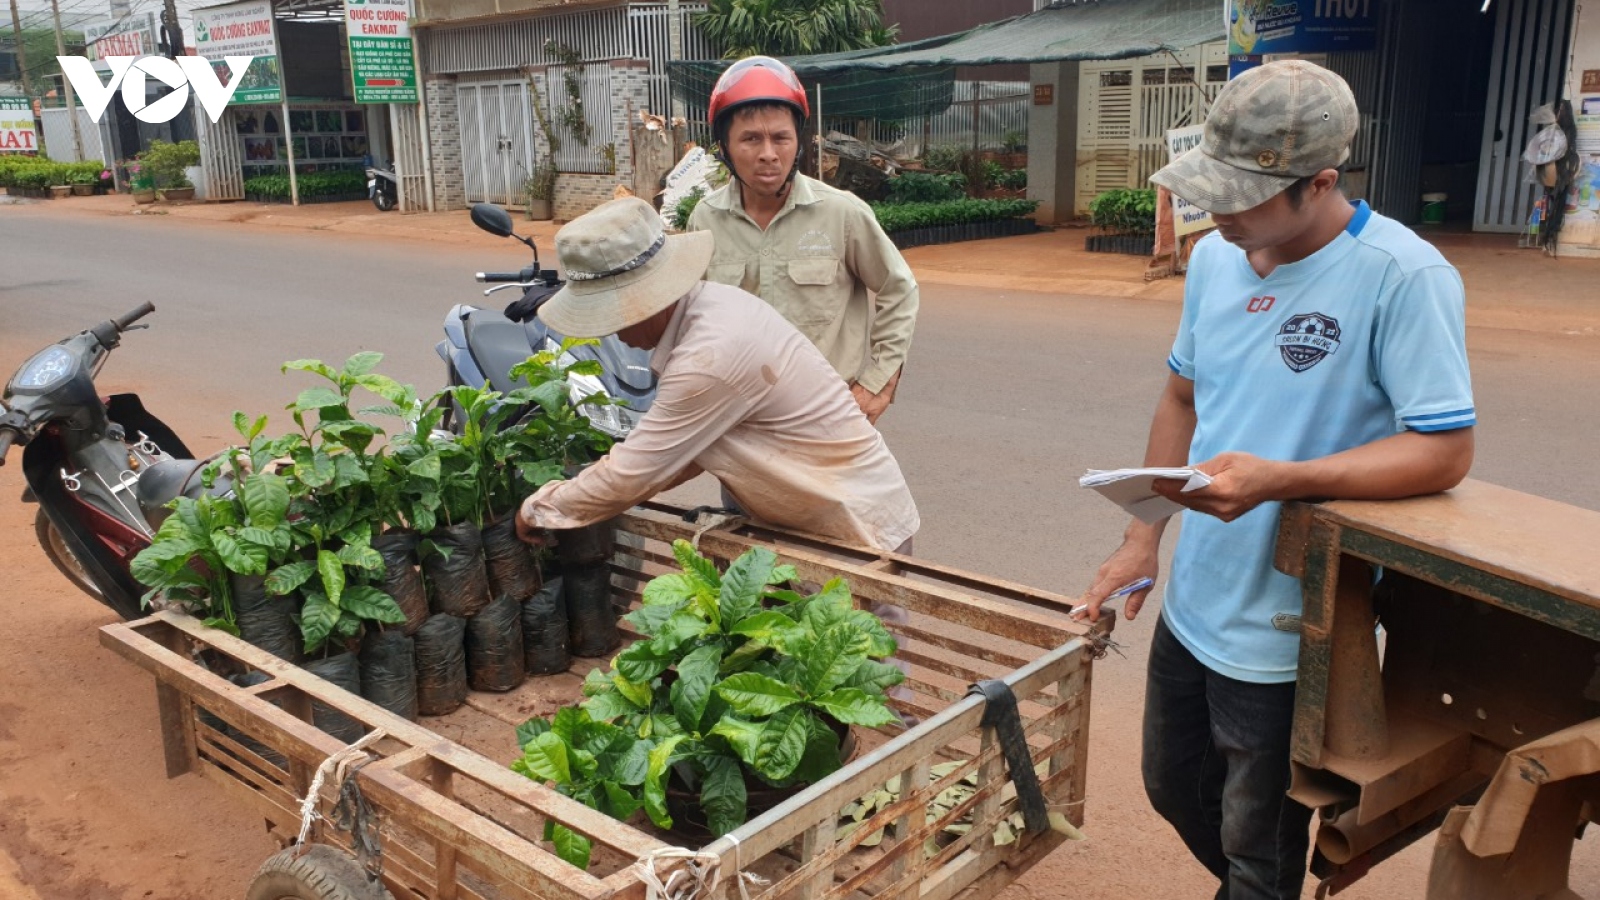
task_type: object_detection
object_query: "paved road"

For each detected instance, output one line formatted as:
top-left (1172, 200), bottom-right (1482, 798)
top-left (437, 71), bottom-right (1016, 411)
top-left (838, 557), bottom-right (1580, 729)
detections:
top-left (2, 205), bottom-right (1599, 898)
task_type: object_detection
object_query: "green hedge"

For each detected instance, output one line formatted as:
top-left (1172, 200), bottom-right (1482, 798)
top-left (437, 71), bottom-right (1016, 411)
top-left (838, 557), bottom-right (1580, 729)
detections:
top-left (244, 169), bottom-right (366, 201)
top-left (1089, 188), bottom-right (1156, 235)
top-left (884, 171), bottom-right (966, 204)
top-left (870, 198), bottom-right (1039, 233)
top-left (0, 156), bottom-right (102, 190)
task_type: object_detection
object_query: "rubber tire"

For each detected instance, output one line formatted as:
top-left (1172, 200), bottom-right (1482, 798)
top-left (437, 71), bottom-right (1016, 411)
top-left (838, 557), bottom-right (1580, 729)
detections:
top-left (372, 188), bottom-right (395, 212)
top-left (246, 845), bottom-right (395, 900)
top-left (34, 508), bottom-right (109, 605)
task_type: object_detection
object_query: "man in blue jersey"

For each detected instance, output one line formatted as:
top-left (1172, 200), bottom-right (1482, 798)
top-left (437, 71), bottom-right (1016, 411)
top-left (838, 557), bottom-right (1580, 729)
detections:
top-left (1078, 60), bottom-right (1475, 899)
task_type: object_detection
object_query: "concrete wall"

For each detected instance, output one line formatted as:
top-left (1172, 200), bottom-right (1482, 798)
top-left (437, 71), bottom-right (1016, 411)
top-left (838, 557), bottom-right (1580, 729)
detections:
top-left (1559, 2), bottom-right (1600, 257)
top-left (1026, 61), bottom-right (1079, 226)
top-left (424, 75), bottom-right (466, 211)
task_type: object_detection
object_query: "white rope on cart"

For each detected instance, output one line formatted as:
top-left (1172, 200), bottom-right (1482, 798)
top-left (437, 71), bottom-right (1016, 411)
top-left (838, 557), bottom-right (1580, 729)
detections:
top-left (296, 729), bottom-right (387, 847)
top-left (634, 840), bottom-right (769, 900)
top-left (689, 513), bottom-right (748, 551)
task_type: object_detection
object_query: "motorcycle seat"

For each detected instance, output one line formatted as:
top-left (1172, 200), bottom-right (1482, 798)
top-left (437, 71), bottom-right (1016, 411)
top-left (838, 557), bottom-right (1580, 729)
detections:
top-left (464, 309), bottom-right (536, 394)
top-left (134, 458), bottom-right (208, 514)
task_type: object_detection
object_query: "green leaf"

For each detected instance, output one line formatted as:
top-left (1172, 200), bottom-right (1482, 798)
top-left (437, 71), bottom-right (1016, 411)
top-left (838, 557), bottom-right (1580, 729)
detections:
top-left (768, 564), bottom-right (798, 586)
top-left (601, 781), bottom-right (643, 820)
top-left (700, 755), bottom-right (748, 838)
top-left (342, 350), bottom-right (384, 378)
top-left (847, 610), bottom-right (898, 658)
top-left (812, 688), bottom-right (899, 727)
top-left (582, 689), bottom-right (642, 722)
top-left (613, 739), bottom-right (652, 785)
top-left (653, 610), bottom-right (710, 651)
top-left (550, 822), bottom-right (592, 870)
top-left (615, 639), bottom-right (676, 685)
top-left (716, 673), bottom-right (803, 717)
top-left (318, 549), bottom-right (346, 607)
top-left (299, 591), bottom-right (340, 654)
top-left (642, 572), bottom-right (697, 607)
top-left (239, 473), bottom-right (289, 528)
top-left (752, 707), bottom-right (811, 782)
top-left (789, 715), bottom-right (844, 785)
top-left (718, 638), bottom-right (770, 675)
top-left (672, 539), bottom-right (722, 594)
top-left (671, 644), bottom-right (722, 733)
top-left (551, 706), bottom-right (588, 742)
top-left (519, 731), bottom-right (574, 785)
top-left (802, 626), bottom-right (872, 697)
top-left (622, 604), bottom-right (676, 635)
top-left (335, 543), bottom-right (385, 573)
top-left (282, 358), bottom-right (338, 380)
top-left (516, 717), bottom-right (552, 748)
top-left (842, 660), bottom-right (906, 693)
top-left (341, 585), bottom-right (406, 624)
top-left (709, 717), bottom-right (762, 763)
top-left (201, 616), bottom-right (242, 637)
top-left (727, 611), bottom-right (800, 644)
top-left (212, 532), bottom-right (268, 576)
top-left (612, 671), bottom-right (653, 708)
top-left (718, 547), bottom-right (775, 627)
top-left (406, 453), bottom-right (442, 481)
top-left (265, 560), bottom-right (315, 596)
top-left (295, 452), bottom-right (337, 489)
top-left (292, 386), bottom-right (346, 411)
top-left (643, 734), bottom-right (686, 829)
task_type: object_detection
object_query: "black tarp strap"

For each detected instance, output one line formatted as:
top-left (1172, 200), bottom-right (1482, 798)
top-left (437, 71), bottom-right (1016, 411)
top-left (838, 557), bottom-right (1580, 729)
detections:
top-left (966, 678), bottom-right (1050, 834)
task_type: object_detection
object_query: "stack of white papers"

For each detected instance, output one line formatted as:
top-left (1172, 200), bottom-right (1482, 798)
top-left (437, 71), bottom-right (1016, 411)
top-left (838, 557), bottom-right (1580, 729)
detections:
top-left (1079, 467), bottom-right (1214, 524)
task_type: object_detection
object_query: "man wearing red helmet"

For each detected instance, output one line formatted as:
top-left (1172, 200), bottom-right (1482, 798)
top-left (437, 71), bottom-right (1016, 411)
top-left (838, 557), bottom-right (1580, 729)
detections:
top-left (686, 56), bottom-right (919, 425)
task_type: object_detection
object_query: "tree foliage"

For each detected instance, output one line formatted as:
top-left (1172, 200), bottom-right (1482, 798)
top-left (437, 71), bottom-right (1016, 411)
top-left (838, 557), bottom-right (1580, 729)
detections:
top-left (695, 0), bottom-right (896, 59)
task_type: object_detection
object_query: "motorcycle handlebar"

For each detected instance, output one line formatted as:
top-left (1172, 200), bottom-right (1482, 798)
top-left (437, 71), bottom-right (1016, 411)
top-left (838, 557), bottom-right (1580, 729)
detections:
top-left (113, 302), bottom-right (156, 332)
top-left (476, 272), bottom-right (525, 283)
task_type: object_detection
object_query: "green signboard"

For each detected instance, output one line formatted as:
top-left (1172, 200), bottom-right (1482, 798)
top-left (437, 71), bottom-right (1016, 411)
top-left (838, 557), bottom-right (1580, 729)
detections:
top-left (192, 0), bottom-right (282, 105)
top-left (346, 0), bottom-right (418, 103)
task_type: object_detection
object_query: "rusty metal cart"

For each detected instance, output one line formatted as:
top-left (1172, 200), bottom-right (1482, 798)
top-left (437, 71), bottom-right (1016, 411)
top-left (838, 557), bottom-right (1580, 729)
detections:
top-left (1276, 479), bottom-right (1600, 898)
top-left (101, 503), bottom-right (1105, 900)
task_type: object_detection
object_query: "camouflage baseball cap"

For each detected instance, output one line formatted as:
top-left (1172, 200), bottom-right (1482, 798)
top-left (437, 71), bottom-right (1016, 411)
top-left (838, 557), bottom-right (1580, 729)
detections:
top-left (1151, 60), bottom-right (1358, 215)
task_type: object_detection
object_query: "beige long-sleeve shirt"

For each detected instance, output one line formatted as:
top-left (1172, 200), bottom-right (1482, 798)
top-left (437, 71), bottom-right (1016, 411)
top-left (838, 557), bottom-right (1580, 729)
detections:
top-left (520, 281), bottom-right (920, 551)
top-left (686, 174), bottom-right (919, 394)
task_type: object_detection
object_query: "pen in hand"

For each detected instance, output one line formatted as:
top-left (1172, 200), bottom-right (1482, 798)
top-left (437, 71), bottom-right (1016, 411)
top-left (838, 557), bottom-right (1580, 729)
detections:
top-left (1070, 576), bottom-right (1155, 617)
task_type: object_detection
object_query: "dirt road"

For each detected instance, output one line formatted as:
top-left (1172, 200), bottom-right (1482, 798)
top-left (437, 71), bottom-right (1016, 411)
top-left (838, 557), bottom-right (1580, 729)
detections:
top-left (2, 202), bottom-right (1599, 898)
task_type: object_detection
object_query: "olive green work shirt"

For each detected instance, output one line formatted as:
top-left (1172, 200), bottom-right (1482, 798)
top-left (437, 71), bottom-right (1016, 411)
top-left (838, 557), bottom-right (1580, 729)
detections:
top-left (685, 173), bottom-right (919, 395)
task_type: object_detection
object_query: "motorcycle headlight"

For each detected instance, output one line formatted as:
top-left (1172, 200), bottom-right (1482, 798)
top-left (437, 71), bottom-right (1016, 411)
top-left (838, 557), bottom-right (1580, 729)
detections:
top-left (11, 346), bottom-right (76, 391)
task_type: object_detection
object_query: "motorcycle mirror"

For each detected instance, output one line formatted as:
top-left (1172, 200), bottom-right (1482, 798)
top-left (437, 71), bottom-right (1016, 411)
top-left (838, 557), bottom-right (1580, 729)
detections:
top-left (470, 203), bottom-right (516, 238)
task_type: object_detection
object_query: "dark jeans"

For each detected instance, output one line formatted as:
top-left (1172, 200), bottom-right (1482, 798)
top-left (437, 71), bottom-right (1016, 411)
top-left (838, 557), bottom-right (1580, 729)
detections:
top-left (1143, 614), bottom-right (1313, 900)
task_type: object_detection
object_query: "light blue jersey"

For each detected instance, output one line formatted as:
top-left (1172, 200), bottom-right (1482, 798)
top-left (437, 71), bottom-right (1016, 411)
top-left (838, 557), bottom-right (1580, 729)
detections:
top-left (1164, 202), bottom-right (1474, 683)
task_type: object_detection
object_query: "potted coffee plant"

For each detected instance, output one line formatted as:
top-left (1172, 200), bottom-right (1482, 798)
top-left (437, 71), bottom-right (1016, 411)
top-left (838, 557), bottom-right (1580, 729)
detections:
top-left (511, 542), bottom-right (904, 868)
top-left (142, 139), bottom-right (201, 201)
top-left (524, 162), bottom-right (556, 221)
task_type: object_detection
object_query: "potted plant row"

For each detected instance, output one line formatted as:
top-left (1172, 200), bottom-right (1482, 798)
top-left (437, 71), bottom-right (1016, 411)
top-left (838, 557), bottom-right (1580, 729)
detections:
top-left (131, 341), bottom-right (618, 731)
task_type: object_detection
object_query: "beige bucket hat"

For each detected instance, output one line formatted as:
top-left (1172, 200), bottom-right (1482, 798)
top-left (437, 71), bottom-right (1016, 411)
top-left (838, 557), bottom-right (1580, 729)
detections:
top-left (538, 197), bottom-right (714, 338)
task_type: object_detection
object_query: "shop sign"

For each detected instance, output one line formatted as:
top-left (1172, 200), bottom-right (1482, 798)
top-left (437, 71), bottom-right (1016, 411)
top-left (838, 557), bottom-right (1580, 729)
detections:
top-left (1226, 0), bottom-right (1379, 57)
top-left (0, 98), bottom-right (37, 153)
top-left (192, 0), bottom-right (282, 105)
top-left (1166, 125), bottom-right (1216, 237)
top-left (84, 13), bottom-right (160, 71)
top-left (345, 0), bottom-right (418, 103)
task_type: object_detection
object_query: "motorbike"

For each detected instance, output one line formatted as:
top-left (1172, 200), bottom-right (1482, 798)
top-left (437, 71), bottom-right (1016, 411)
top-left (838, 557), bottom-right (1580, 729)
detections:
top-left (366, 159), bottom-right (398, 212)
top-left (0, 303), bottom-right (228, 620)
top-left (436, 202), bottom-right (657, 438)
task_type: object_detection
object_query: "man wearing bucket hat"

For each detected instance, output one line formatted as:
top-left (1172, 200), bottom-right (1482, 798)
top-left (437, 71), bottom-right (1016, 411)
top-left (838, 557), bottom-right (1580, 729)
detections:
top-left (515, 196), bottom-right (919, 557)
top-left (685, 55), bottom-right (918, 426)
top-left (1077, 61), bottom-right (1475, 898)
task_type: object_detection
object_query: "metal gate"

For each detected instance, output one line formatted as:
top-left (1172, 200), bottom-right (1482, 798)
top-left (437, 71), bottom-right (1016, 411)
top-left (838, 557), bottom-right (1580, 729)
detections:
top-left (1474, 0), bottom-right (1575, 232)
top-left (194, 106), bottom-right (244, 201)
top-left (1076, 42), bottom-right (1228, 215)
top-left (458, 79), bottom-right (537, 206)
top-left (391, 104), bottom-right (428, 212)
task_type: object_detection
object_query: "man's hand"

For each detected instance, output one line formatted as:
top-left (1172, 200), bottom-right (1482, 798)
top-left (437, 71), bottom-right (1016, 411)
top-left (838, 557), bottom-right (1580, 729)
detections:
top-left (1155, 451), bottom-right (1288, 523)
top-left (1077, 536), bottom-right (1160, 622)
top-left (850, 369), bottom-right (902, 425)
top-left (515, 509), bottom-right (552, 547)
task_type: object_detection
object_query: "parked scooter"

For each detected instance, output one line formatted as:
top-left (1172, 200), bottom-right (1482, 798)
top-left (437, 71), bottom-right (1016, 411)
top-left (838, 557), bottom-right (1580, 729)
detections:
top-left (0, 304), bottom-right (229, 619)
top-left (367, 158), bottom-right (398, 212)
top-left (436, 203), bottom-right (657, 438)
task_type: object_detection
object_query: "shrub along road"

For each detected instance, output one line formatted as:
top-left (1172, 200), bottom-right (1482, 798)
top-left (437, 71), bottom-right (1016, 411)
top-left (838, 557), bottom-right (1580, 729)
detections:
top-left (1, 201), bottom-right (1599, 898)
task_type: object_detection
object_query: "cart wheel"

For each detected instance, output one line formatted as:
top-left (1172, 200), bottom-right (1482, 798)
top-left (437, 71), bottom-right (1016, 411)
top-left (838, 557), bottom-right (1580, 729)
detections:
top-left (245, 845), bottom-right (394, 900)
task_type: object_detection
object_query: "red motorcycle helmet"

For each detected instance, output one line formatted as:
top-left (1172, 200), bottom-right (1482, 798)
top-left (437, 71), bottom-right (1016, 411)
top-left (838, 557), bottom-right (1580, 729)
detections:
top-left (707, 56), bottom-right (810, 136)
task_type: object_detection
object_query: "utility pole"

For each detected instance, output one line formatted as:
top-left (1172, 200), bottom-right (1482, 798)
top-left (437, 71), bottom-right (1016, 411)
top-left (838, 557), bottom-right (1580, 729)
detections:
top-left (7, 0), bottom-right (36, 102)
top-left (49, 0), bottom-right (84, 160)
top-left (159, 0), bottom-right (181, 58)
